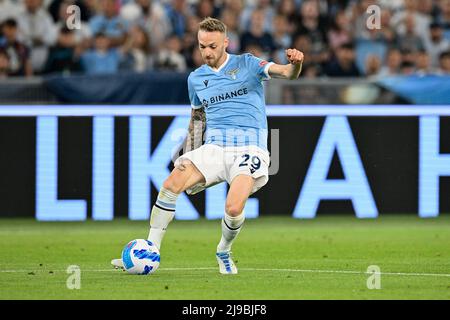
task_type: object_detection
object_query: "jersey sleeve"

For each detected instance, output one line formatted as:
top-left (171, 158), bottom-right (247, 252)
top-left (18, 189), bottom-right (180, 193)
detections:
top-left (187, 74), bottom-right (202, 109)
top-left (244, 53), bottom-right (274, 81)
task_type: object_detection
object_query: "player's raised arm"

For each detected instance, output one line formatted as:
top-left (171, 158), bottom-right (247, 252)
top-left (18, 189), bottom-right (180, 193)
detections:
top-left (183, 107), bottom-right (206, 153)
top-left (268, 48), bottom-right (304, 80)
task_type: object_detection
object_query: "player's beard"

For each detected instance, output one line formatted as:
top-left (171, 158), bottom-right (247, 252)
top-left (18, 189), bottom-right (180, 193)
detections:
top-left (205, 50), bottom-right (225, 69)
top-left (205, 57), bottom-right (215, 67)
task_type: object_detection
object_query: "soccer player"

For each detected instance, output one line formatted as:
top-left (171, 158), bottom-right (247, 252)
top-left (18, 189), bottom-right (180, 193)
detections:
top-left (112, 17), bottom-right (303, 274)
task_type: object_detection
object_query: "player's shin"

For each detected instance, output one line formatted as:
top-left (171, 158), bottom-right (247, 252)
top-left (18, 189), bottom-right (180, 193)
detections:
top-left (217, 212), bottom-right (245, 252)
top-left (148, 187), bottom-right (178, 250)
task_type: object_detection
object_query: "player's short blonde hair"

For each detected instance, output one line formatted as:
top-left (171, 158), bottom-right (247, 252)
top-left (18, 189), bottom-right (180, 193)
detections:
top-left (198, 17), bottom-right (227, 34)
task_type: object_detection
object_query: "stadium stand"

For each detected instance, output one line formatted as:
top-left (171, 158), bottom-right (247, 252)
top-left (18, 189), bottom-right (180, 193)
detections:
top-left (0, 0), bottom-right (449, 78)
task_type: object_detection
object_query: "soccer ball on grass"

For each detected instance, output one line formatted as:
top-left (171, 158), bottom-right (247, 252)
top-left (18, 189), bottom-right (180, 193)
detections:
top-left (121, 239), bottom-right (160, 275)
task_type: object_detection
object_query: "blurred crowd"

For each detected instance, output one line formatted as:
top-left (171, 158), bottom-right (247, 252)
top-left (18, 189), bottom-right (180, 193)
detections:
top-left (0, 0), bottom-right (450, 79)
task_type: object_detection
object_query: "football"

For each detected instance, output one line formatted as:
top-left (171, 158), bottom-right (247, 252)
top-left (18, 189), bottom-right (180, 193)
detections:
top-left (121, 239), bottom-right (160, 275)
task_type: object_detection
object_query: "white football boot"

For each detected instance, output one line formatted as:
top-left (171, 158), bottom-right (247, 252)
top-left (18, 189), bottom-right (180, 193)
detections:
top-left (111, 258), bottom-right (124, 270)
top-left (216, 251), bottom-right (238, 274)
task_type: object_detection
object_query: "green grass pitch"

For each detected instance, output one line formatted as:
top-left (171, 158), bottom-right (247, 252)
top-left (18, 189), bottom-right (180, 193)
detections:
top-left (0, 215), bottom-right (449, 300)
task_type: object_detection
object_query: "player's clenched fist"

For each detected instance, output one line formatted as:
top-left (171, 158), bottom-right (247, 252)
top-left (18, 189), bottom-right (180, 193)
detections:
top-left (285, 49), bottom-right (304, 65)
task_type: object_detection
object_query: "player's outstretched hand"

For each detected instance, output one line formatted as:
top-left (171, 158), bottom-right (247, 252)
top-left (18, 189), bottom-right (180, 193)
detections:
top-left (285, 49), bottom-right (304, 65)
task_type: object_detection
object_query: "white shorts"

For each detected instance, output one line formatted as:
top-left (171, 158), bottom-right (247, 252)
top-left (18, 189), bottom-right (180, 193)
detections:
top-left (174, 144), bottom-right (270, 195)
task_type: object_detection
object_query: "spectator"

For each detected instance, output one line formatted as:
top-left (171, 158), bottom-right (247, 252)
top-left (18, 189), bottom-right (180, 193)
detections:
top-left (379, 9), bottom-right (396, 44)
top-left (0, 18), bottom-right (33, 76)
top-left (44, 27), bottom-right (82, 75)
top-left (222, 0), bottom-right (243, 22)
top-left (378, 47), bottom-right (403, 76)
top-left (165, 0), bottom-right (192, 38)
top-left (366, 8), bottom-right (396, 45)
top-left (81, 0), bottom-right (101, 21)
top-left (276, 0), bottom-right (298, 34)
top-left (196, 0), bottom-right (220, 19)
top-left (272, 14), bottom-right (292, 64)
top-left (0, 0), bottom-right (21, 23)
top-left (80, 32), bottom-right (123, 74)
top-left (121, 25), bottom-right (154, 73)
top-left (417, 0), bottom-right (439, 19)
top-left (399, 61), bottom-right (416, 75)
top-left (425, 22), bottom-right (450, 68)
top-left (436, 0), bottom-right (450, 34)
top-left (414, 49), bottom-right (434, 74)
top-left (0, 0), bottom-right (446, 78)
top-left (324, 42), bottom-right (361, 77)
top-left (240, 9), bottom-right (276, 58)
top-left (391, 0), bottom-right (431, 43)
top-left (0, 49), bottom-right (10, 78)
top-left (401, 48), bottom-right (418, 65)
top-left (438, 50), bottom-right (450, 74)
top-left (16, 0), bottom-right (58, 73)
top-left (295, 0), bottom-right (329, 64)
top-left (182, 15), bottom-right (201, 64)
top-left (220, 9), bottom-right (240, 54)
top-left (188, 46), bottom-right (203, 70)
top-left (89, 0), bottom-right (128, 47)
top-left (396, 13), bottom-right (425, 53)
top-left (327, 9), bottom-right (352, 52)
top-left (154, 34), bottom-right (186, 72)
top-left (240, 0), bottom-right (275, 34)
top-left (296, 0), bottom-right (328, 39)
top-left (377, 0), bottom-right (404, 12)
top-left (120, 0), bottom-right (172, 50)
top-left (365, 54), bottom-right (382, 77)
top-left (292, 33), bottom-right (326, 70)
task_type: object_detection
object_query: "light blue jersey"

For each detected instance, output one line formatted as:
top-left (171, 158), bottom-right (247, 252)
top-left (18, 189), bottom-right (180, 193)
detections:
top-left (188, 53), bottom-right (273, 151)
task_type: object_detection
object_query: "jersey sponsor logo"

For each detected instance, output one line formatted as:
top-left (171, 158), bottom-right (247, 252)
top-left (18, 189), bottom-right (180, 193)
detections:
top-left (226, 68), bottom-right (239, 80)
top-left (208, 87), bottom-right (249, 104)
top-left (203, 79), bottom-right (209, 87)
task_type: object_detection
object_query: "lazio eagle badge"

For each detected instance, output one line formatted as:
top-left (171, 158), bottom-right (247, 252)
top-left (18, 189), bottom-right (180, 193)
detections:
top-left (226, 68), bottom-right (239, 80)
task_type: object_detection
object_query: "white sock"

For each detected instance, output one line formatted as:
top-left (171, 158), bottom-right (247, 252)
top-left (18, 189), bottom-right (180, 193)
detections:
top-left (148, 187), bottom-right (178, 250)
top-left (217, 212), bottom-right (245, 252)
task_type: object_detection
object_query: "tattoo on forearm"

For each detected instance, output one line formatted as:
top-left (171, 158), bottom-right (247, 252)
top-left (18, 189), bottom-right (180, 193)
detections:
top-left (184, 108), bottom-right (206, 153)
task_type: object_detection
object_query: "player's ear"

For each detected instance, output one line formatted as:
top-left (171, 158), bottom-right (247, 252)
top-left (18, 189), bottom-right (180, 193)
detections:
top-left (224, 36), bottom-right (229, 50)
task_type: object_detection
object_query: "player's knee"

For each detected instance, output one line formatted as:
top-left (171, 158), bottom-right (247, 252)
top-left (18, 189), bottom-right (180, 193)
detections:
top-left (163, 160), bottom-right (195, 194)
top-left (225, 202), bottom-right (244, 217)
top-left (162, 176), bottom-right (183, 194)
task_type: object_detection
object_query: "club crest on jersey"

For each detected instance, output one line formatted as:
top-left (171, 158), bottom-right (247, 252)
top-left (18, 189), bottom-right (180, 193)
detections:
top-left (226, 68), bottom-right (239, 80)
